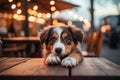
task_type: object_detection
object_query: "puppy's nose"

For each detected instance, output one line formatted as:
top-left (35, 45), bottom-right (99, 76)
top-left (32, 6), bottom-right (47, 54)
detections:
top-left (55, 48), bottom-right (62, 54)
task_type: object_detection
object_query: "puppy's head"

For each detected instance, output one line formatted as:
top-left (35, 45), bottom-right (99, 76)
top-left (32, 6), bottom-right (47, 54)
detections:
top-left (39, 26), bottom-right (84, 57)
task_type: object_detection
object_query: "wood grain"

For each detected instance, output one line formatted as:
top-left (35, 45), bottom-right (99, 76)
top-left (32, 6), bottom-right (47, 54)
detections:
top-left (71, 58), bottom-right (120, 80)
top-left (72, 58), bottom-right (106, 76)
top-left (0, 58), bottom-right (30, 72)
top-left (0, 58), bottom-right (68, 80)
top-left (0, 58), bottom-right (120, 80)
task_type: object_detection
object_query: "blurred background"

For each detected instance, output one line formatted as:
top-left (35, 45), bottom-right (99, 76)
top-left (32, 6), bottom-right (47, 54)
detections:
top-left (0, 0), bottom-right (120, 64)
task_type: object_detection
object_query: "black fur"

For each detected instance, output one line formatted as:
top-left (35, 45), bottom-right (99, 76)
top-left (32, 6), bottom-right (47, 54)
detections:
top-left (67, 27), bottom-right (84, 44)
top-left (40, 28), bottom-right (53, 45)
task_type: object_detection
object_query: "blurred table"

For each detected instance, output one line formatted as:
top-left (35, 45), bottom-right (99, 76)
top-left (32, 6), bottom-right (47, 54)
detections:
top-left (1, 37), bottom-right (41, 57)
top-left (0, 58), bottom-right (120, 80)
top-left (1, 37), bottom-right (40, 44)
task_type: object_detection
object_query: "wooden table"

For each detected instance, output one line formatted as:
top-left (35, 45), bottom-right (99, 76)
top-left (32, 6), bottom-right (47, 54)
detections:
top-left (1, 37), bottom-right (41, 57)
top-left (0, 58), bottom-right (120, 80)
top-left (1, 37), bottom-right (40, 44)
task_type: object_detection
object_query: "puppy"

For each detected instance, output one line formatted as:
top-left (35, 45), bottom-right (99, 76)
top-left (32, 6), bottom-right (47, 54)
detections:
top-left (39, 25), bottom-right (84, 67)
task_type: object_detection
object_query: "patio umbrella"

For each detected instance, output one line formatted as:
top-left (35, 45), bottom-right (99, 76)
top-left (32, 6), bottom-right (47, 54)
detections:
top-left (33, 0), bottom-right (79, 12)
top-left (0, 0), bottom-right (78, 13)
top-left (0, 0), bottom-right (79, 36)
top-left (30, 0), bottom-right (79, 24)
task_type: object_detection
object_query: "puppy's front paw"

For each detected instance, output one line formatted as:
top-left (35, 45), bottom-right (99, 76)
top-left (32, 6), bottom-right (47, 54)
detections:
top-left (45, 54), bottom-right (61, 64)
top-left (61, 57), bottom-right (77, 67)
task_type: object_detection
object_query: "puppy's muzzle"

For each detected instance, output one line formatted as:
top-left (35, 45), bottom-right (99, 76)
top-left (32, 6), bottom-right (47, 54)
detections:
top-left (55, 48), bottom-right (62, 54)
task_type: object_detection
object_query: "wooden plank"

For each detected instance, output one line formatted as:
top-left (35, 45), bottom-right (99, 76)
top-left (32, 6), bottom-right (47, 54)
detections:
top-left (0, 58), bottom-right (68, 80)
top-left (71, 58), bottom-right (106, 76)
top-left (94, 58), bottom-right (120, 76)
top-left (0, 58), bottom-right (30, 72)
top-left (71, 58), bottom-right (120, 80)
top-left (0, 58), bottom-right (9, 62)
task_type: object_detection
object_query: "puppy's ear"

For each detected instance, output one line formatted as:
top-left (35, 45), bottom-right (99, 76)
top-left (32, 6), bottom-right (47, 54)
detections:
top-left (68, 26), bottom-right (84, 43)
top-left (39, 28), bottom-right (53, 45)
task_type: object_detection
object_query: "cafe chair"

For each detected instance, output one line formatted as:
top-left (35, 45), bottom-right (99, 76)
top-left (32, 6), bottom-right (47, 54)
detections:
top-left (82, 31), bottom-right (104, 57)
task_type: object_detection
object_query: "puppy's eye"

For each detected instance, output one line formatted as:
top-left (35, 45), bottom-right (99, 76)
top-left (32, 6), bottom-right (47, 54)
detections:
top-left (64, 38), bottom-right (71, 45)
top-left (50, 38), bottom-right (56, 45)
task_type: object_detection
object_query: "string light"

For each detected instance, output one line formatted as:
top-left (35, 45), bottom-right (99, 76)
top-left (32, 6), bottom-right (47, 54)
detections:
top-left (79, 16), bottom-right (84, 21)
top-left (101, 26), bottom-right (106, 33)
top-left (28, 16), bottom-right (36, 22)
top-left (54, 11), bottom-right (60, 15)
top-left (50, 0), bottom-right (55, 5)
top-left (17, 9), bottom-right (22, 14)
top-left (67, 21), bottom-right (72, 26)
top-left (13, 14), bottom-right (18, 19)
top-left (51, 6), bottom-right (56, 11)
top-left (46, 13), bottom-right (51, 18)
top-left (8, 0), bottom-right (13, 2)
top-left (17, 2), bottom-right (21, 7)
top-left (42, 13), bottom-right (46, 18)
top-left (16, 15), bottom-right (25, 21)
top-left (69, 11), bottom-right (73, 15)
top-left (36, 18), bottom-right (45, 24)
top-left (11, 4), bottom-right (16, 9)
top-left (33, 5), bottom-right (38, 10)
top-left (53, 19), bottom-right (58, 25)
top-left (73, 14), bottom-right (78, 19)
top-left (37, 12), bottom-right (42, 18)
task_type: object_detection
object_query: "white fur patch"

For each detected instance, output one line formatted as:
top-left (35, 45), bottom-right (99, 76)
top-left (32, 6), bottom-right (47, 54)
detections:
top-left (76, 42), bottom-right (81, 51)
top-left (61, 57), bottom-right (77, 67)
top-left (45, 54), bottom-right (61, 64)
top-left (52, 27), bottom-right (65, 56)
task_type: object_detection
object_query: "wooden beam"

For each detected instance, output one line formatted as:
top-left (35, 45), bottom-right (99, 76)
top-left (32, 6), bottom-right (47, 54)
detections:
top-left (22, 0), bottom-right (29, 37)
top-left (90, 0), bottom-right (94, 32)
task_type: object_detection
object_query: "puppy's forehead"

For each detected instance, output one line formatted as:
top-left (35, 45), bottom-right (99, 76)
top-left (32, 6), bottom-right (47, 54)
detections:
top-left (53, 27), bottom-right (63, 36)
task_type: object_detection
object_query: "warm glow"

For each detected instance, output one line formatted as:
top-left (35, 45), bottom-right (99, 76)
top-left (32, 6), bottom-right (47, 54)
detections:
top-left (28, 9), bottom-right (31, 13)
top-left (28, 16), bottom-right (36, 22)
top-left (67, 21), bottom-right (72, 26)
top-left (54, 11), bottom-right (59, 15)
top-left (50, 0), bottom-right (55, 5)
top-left (11, 4), bottom-right (16, 9)
top-left (101, 26), bottom-right (106, 33)
top-left (83, 19), bottom-right (91, 30)
top-left (53, 19), bottom-right (58, 25)
top-left (27, 0), bottom-right (31, 1)
top-left (28, 9), bottom-right (37, 16)
top-left (3, 13), bottom-right (8, 18)
top-left (13, 14), bottom-right (18, 19)
top-left (36, 18), bottom-right (45, 24)
top-left (33, 5), bottom-right (38, 10)
top-left (8, 14), bottom-right (13, 19)
top-left (79, 16), bottom-right (84, 21)
top-left (38, 12), bottom-right (42, 18)
top-left (46, 13), bottom-right (51, 18)
top-left (0, 13), bottom-right (3, 17)
top-left (105, 25), bottom-right (111, 30)
top-left (8, 0), bottom-right (13, 2)
top-left (73, 14), bottom-right (78, 19)
top-left (69, 11), bottom-right (73, 15)
top-left (17, 9), bottom-right (22, 14)
top-left (42, 13), bottom-right (46, 18)
top-left (16, 15), bottom-right (25, 21)
top-left (17, 2), bottom-right (21, 7)
top-left (51, 6), bottom-right (56, 11)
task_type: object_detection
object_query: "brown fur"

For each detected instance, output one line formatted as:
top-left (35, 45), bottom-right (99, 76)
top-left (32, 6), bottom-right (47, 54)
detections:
top-left (39, 25), bottom-right (84, 67)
